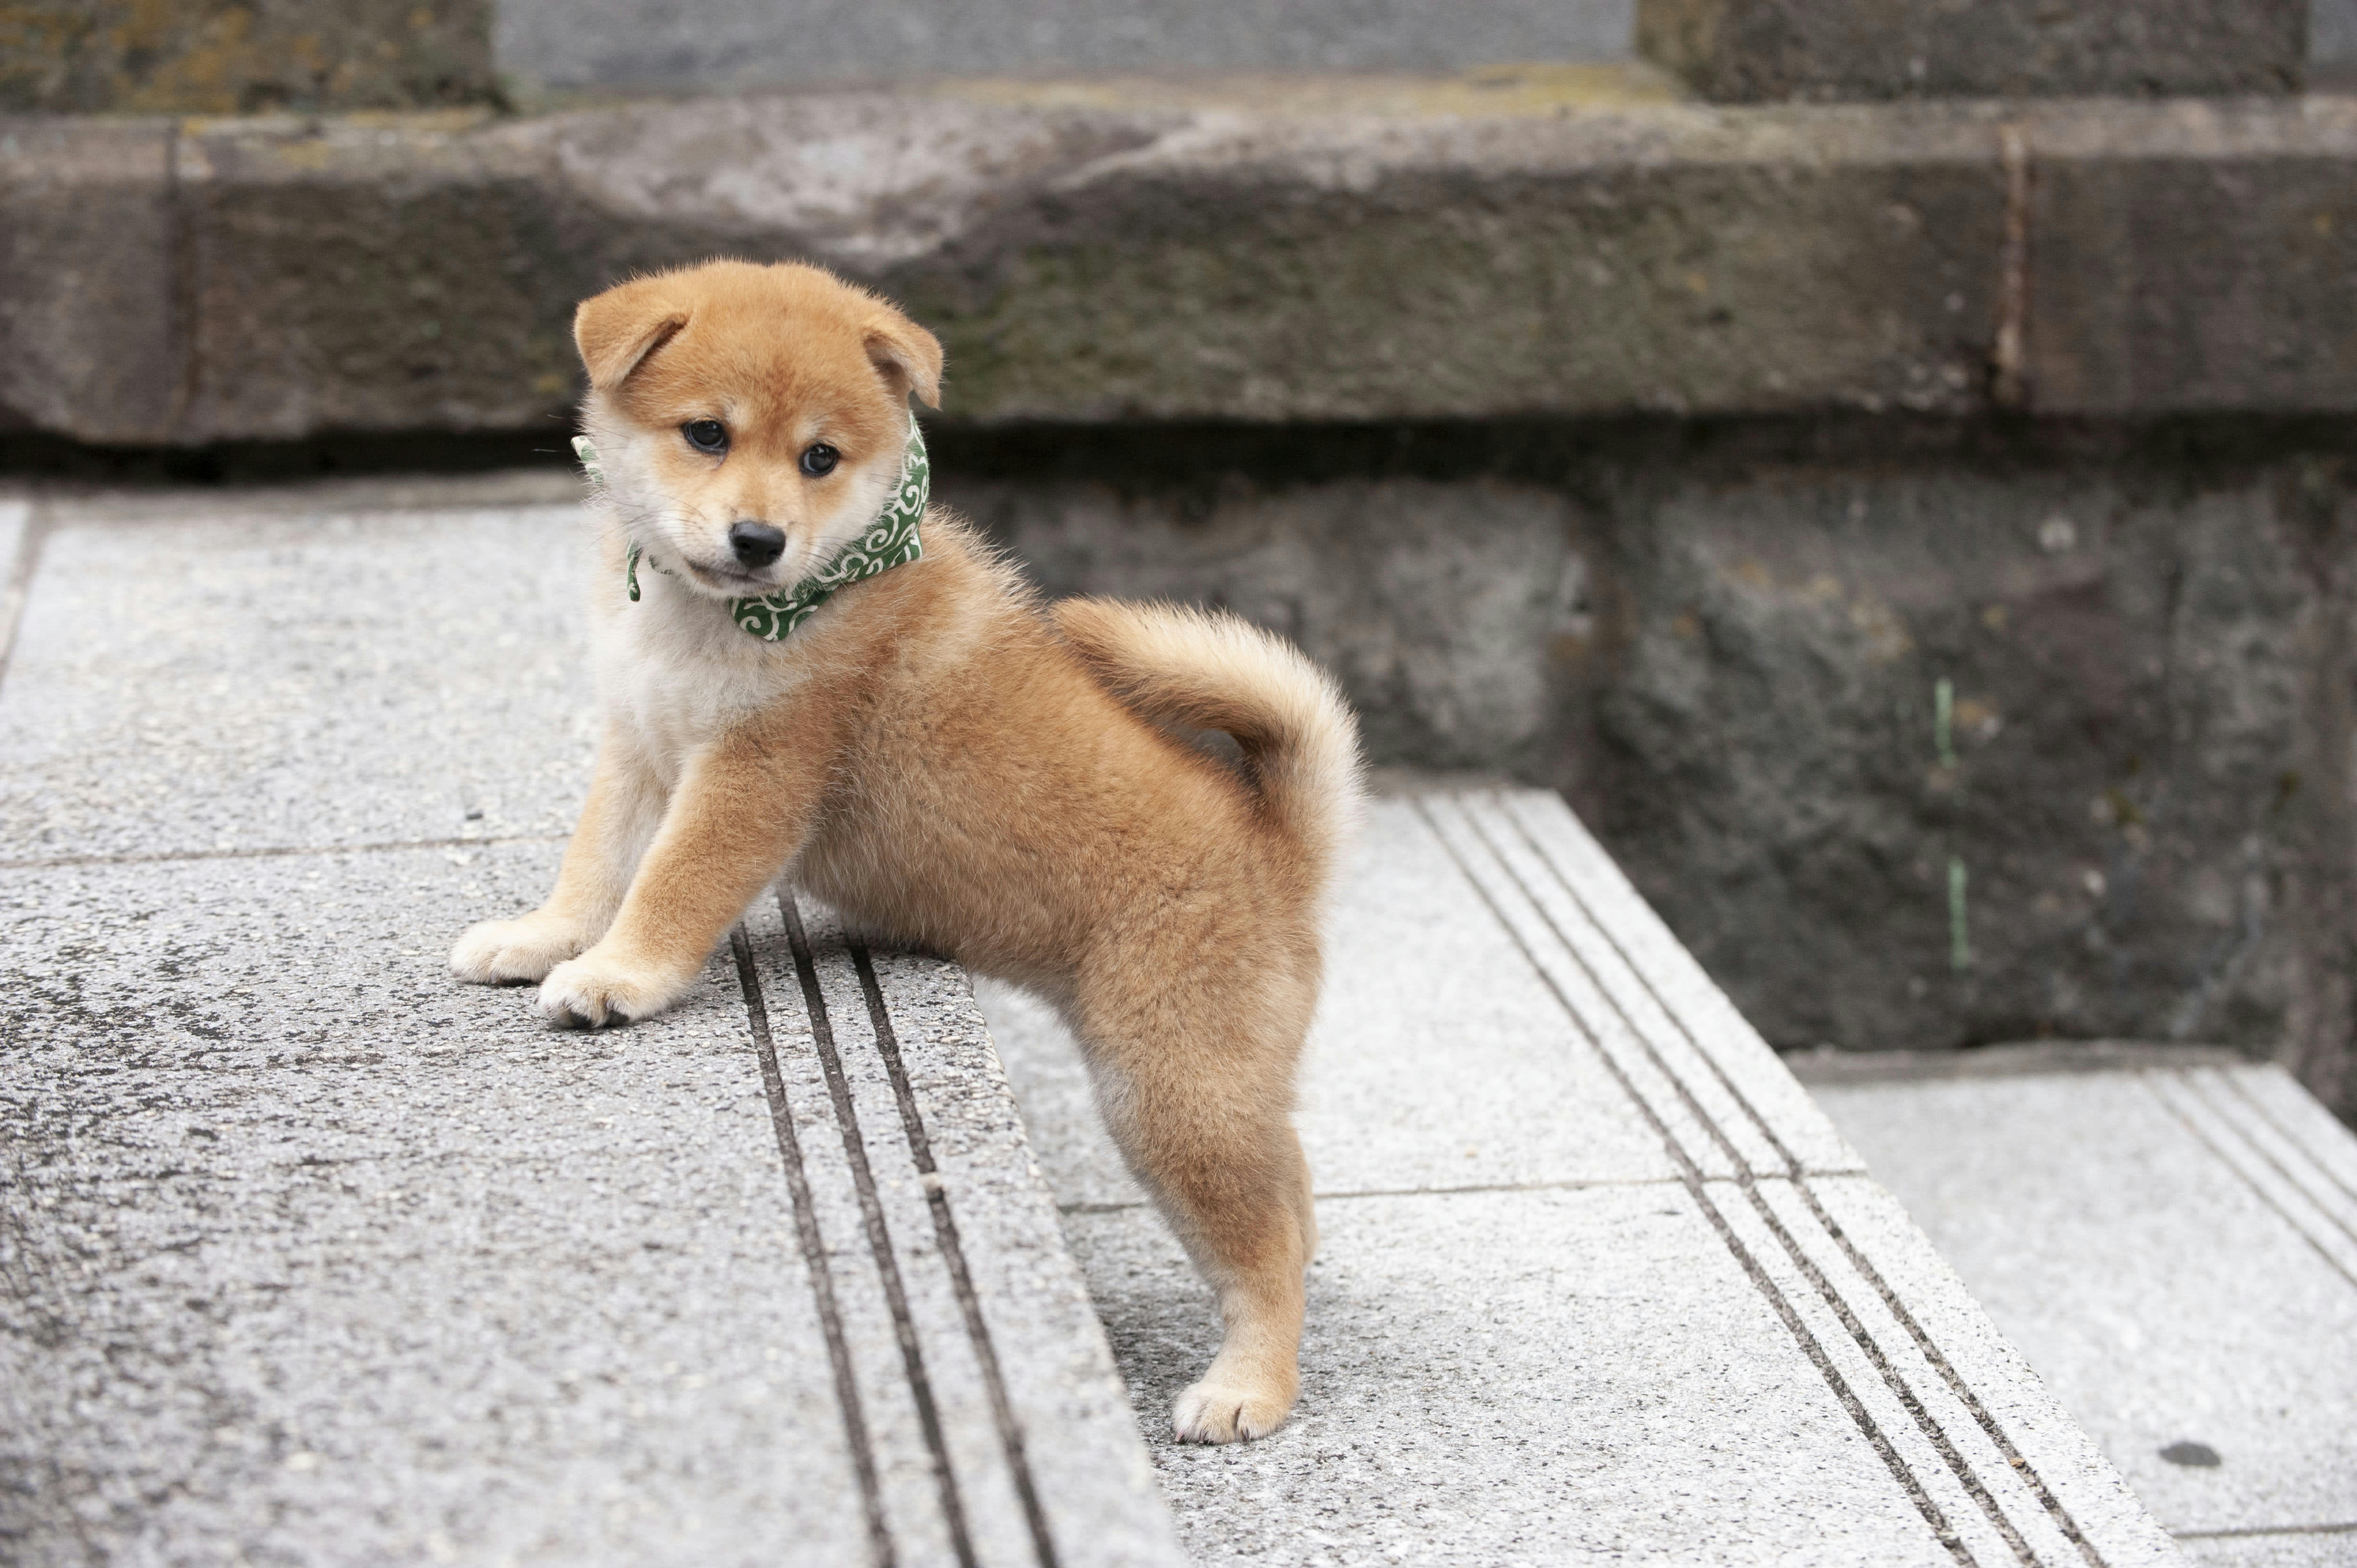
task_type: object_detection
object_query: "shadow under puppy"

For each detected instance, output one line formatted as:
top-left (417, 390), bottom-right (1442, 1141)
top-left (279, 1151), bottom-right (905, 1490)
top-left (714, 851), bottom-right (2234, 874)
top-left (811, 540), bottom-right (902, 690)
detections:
top-left (450, 259), bottom-right (1363, 1443)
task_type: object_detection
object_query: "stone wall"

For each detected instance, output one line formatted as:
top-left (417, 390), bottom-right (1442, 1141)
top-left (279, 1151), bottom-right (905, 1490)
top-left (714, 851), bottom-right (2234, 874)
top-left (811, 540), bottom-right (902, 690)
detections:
top-left (0, 0), bottom-right (496, 114)
top-left (933, 419), bottom-right (2357, 1119)
top-left (1636, 0), bottom-right (2308, 100)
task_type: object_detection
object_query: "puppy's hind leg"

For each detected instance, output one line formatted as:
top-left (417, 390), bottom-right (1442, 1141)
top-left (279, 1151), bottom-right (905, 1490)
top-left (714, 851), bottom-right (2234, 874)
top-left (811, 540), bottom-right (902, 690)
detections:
top-left (1076, 967), bottom-right (1318, 1445)
top-left (451, 729), bottom-right (664, 985)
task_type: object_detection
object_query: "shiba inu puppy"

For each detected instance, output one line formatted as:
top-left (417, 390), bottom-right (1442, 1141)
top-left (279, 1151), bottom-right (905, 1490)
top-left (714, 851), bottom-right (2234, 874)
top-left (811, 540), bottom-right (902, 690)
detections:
top-left (450, 259), bottom-right (1361, 1443)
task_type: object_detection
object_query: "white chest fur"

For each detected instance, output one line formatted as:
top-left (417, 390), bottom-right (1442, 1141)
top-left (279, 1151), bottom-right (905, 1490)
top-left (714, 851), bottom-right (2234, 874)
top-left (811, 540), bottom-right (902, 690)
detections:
top-left (588, 561), bottom-right (810, 788)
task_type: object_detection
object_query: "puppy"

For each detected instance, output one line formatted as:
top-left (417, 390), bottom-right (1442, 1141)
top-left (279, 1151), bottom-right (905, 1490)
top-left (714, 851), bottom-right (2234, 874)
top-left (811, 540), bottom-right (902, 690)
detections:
top-left (450, 259), bottom-right (1362, 1443)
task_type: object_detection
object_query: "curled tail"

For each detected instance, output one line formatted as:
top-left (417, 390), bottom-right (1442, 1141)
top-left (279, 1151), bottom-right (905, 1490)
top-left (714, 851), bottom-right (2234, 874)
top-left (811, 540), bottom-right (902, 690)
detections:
top-left (1054, 598), bottom-right (1364, 881)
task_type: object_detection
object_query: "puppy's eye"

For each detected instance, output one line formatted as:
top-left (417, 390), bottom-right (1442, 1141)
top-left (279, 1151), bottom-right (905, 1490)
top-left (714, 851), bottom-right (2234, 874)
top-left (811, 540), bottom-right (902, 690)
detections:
top-left (682, 419), bottom-right (728, 455)
top-left (800, 444), bottom-right (840, 478)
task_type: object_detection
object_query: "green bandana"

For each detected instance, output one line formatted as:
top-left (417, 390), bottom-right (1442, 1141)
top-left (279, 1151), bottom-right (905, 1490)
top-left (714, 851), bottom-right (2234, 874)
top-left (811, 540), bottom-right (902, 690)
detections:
top-left (575, 422), bottom-right (929, 643)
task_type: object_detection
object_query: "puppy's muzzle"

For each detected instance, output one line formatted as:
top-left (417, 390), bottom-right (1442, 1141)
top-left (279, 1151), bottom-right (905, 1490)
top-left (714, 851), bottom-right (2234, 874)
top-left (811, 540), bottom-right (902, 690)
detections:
top-left (728, 520), bottom-right (786, 570)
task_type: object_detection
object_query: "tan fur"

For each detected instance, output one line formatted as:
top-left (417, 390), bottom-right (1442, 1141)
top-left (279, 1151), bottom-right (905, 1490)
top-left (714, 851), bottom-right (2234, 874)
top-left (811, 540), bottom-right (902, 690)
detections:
top-left (450, 259), bottom-right (1363, 1444)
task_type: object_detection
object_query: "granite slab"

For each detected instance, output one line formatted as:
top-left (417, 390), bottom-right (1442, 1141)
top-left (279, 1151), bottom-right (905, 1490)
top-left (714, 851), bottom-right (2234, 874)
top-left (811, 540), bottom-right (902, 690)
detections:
top-left (0, 499), bottom-right (593, 863)
top-left (981, 789), bottom-right (2183, 1567)
top-left (1811, 1060), bottom-right (2357, 1561)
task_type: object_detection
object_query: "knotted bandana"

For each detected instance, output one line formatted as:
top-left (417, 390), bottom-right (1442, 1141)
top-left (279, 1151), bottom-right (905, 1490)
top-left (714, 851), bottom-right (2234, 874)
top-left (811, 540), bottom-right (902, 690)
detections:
top-left (576, 420), bottom-right (929, 643)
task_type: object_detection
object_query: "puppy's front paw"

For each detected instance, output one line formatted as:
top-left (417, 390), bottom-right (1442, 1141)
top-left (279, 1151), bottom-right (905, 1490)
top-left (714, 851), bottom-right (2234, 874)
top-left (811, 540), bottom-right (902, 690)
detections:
top-left (450, 914), bottom-right (589, 985)
top-left (1172, 1372), bottom-right (1296, 1445)
top-left (537, 951), bottom-right (689, 1029)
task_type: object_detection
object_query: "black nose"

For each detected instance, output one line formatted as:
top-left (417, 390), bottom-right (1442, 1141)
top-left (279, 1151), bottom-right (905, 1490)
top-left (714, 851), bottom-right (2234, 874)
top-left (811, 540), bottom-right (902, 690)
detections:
top-left (728, 521), bottom-right (785, 570)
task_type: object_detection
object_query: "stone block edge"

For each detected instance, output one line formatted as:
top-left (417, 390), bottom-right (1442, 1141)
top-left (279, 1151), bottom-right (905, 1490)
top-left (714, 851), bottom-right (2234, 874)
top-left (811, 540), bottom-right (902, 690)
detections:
top-left (6, 89), bottom-right (2357, 443)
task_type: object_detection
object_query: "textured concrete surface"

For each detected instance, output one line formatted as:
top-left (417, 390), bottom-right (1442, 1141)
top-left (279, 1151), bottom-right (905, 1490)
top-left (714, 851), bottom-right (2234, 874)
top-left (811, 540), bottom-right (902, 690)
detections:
top-left (1637, 0), bottom-right (2306, 101)
top-left (497, 0), bottom-right (1634, 96)
top-left (981, 787), bottom-right (2180, 1566)
top-left (2178, 1538), bottom-right (2357, 1568)
top-left (0, 487), bottom-right (1180, 1566)
top-left (1808, 1059), bottom-right (2357, 1563)
top-left (0, 499), bottom-right (592, 861)
top-left (16, 88), bottom-right (2357, 443)
top-left (2, 844), bottom-right (871, 1565)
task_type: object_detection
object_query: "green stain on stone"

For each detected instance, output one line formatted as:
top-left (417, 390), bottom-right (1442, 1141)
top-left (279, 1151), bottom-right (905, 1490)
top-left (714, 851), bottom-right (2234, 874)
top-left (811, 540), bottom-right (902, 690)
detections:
top-left (1948, 855), bottom-right (1971, 972)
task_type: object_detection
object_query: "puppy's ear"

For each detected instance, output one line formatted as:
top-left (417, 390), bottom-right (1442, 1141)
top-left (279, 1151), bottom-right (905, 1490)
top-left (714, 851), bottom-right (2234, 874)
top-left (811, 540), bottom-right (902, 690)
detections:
top-left (575, 278), bottom-right (689, 391)
top-left (864, 309), bottom-right (944, 410)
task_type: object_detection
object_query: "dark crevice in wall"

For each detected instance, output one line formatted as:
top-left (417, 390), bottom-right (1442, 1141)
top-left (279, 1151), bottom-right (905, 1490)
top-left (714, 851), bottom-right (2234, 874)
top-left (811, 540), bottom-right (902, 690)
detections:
top-left (0, 429), bottom-right (575, 487)
top-left (13, 412), bottom-right (2357, 493)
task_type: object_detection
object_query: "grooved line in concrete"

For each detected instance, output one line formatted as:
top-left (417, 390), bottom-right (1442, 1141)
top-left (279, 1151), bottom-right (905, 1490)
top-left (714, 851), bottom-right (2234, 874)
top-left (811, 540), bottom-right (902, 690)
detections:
top-left (1500, 799), bottom-right (1802, 1174)
top-left (1445, 796), bottom-right (2050, 1568)
top-left (2147, 1071), bottom-right (2357, 1290)
top-left (2174, 1520), bottom-right (2357, 1540)
top-left (0, 833), bottom-right (572, 873)
top-left (0, 503), bottom-right (51, 699)
top-left (780, 892), bottom-right (981, 1568)
top-left (1415, 796), bottom-right (1976, 1568)
top-left (1495, 793), bottom-right (2106, 1568)
top-left (2193, 1070), bottom-right (2357, 1250)
top-left (730, 922), bottom-right (897, 1568)
top-left (2215, 1070), bottom-right (2357, 1213)
top-left (850, 940), bottom-right (1062, 1568)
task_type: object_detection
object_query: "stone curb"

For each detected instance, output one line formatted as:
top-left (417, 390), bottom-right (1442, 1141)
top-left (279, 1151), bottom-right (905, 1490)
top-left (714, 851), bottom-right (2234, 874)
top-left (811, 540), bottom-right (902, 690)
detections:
top-left (6, 83), bottom-right (2357, 443)
top-left (984, 788), bottom-right (2186, 1565)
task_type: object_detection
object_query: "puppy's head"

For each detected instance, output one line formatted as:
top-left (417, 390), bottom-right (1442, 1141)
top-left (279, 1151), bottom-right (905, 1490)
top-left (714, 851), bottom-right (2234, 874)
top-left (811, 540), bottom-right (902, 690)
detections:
top-left (573, 260), bottom-right (942, 600)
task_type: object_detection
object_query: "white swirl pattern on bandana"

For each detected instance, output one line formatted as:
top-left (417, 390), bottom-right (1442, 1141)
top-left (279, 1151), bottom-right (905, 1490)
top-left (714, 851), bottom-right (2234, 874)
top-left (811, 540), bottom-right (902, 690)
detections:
top-left (589, 421), bottom-right (929, 640)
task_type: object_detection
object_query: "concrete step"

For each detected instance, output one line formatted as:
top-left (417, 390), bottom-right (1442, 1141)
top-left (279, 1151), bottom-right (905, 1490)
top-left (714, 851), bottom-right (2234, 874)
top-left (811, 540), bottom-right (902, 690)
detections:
top-left (0, 487), bottom-right (1179, 1566)
top-left (980, 784), bottom-right (2184, 1566)
top-left (0, 479), bottom-right (2183, 1565)
top-left (15, 83), bottom-right (2357, 447)
top-left (1797, 1048), bottom-right (2357, 1566)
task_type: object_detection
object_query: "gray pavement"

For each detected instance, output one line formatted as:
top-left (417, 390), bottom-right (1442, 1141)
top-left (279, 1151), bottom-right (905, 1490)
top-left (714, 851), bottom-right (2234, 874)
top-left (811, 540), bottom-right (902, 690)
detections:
top-left (0, 484), bottom-right (1178, 1567)
top-left (0, 491), bottom-right (590, 860)
top-left (1804, 1053), bottom-right (2357, 1567)
top-left (1, 477), bottom-right (2184, 1567)
top-left (980, 784), bottom-right (2182, 1567)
